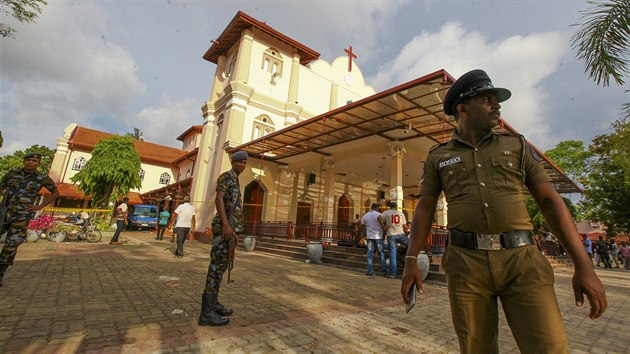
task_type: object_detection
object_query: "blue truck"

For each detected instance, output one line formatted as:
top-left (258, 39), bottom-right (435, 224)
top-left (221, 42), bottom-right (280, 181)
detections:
top-left (126, 204), bottom-right (158, 231)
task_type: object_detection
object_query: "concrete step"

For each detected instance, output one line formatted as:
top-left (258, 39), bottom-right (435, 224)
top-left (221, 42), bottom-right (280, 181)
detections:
top-left (239, 236), bottom-right (446, 281)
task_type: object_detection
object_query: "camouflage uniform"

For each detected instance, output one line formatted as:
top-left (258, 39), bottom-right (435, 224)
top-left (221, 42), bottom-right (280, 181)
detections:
top-left (204, 170), bottom-right (242, 294)
top-left (1, 169), bottom-right (57, 265)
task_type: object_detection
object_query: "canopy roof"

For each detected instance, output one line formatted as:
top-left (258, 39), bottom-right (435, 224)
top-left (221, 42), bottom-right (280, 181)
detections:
top-left (233, 69), bottom-right (580, 194)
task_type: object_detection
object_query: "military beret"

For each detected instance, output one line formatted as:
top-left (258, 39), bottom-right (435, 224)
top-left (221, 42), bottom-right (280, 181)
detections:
top-left (443, 69), bottom-right (511, 116)
top-left (23, 152), bottom-right (42, 160)
top-left (230, 150), bottom-right (248, 162)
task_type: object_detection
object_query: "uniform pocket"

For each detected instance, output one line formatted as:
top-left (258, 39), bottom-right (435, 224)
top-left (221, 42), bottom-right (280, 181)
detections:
top-left (440, 165), bottom-right (465, 198)
top-left (491, 156), bottom-right (523, 189)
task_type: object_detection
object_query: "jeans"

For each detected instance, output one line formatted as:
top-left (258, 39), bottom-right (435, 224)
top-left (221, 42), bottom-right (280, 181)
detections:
top-left (175, 227), bottom-right (190, 256)
top-left (156, 224), bottom-right (167, 240)
top-left (387, 233), bottom-right (409, 276)
top-left (366, 238), bottom-right (386, 275)
top-left (111, 220), bottom-right (125, 243)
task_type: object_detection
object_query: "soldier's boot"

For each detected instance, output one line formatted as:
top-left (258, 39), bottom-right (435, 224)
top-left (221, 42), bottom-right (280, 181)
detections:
top-left (213, 298), bottom-right (233, 316)
top-left (198, 293), bottom-right (230, 326)
top-left (0, 264), bottom-right (9, 287)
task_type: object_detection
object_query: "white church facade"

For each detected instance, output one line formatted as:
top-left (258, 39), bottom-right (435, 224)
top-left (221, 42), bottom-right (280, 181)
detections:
top-left (47, 11), bottom-right (578, 244)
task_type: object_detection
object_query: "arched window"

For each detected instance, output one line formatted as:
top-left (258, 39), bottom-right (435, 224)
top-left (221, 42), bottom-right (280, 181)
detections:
top-left (159, 172), bottom-right (171, 185)
top-left (251, 115), bottom-right (275, 140)
top-left (262, 48), bottom-right (283, 77)
top-left (226, 55), bottom-right (237, 81)
top-left (72, 157), bottom-right (87, 171)
top-left (139, 169), bottom-right (145, 181)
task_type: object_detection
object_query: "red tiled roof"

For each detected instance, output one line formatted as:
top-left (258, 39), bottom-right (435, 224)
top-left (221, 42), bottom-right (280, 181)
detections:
top-left (40, 183), bottom-right (90, 200)
top-left (203, 11), bottom-right (320, 65)
top-left (68, 126), bottom-right (186, 165)
top-left (41, 183), bottom-right (144, 205)
top-left (177, 125), bottom-right (203, 141)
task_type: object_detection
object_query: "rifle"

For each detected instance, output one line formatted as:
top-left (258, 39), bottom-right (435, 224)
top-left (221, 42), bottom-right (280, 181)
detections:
top-left (0, 190), bottom-right (10, 236)
top-left (227, 236), bottom-right (236, 284)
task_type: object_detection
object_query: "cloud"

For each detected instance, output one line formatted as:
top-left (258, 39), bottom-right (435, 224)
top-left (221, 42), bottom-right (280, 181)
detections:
top-left (253, 1), bottom-right (408, 65)
top-left (369, 22), bottom-right (568, 145)
top-left (132, 95), bottom-right (199, 148)
top-left (0, 2), bottom-right (144, 154)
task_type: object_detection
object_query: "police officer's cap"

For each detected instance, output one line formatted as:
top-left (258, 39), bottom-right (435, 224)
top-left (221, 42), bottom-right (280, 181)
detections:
top-left (443, 69), bottom-right (511, 116)
top-left (23, 152), bottom-right (42, 160)
top-left (230, 150), bottom-right (248, 162)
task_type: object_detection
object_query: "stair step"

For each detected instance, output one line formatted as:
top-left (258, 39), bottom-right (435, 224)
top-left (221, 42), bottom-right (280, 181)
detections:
top-left (238, 236), bottom-right (574, 282)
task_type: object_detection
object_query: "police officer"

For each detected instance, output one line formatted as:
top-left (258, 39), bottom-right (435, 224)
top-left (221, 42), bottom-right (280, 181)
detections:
top-left (0, 153), bottom-right (59, 287)
top-left (198, 150), bottom-right (248, 326)
top-left (401, 69), bottom-right (607, 353)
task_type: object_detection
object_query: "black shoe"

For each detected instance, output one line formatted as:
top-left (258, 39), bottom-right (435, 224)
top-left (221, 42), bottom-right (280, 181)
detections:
top-left (214, 301), bottom-right (233, 316)
top-left (198, 293), bottom-right (230, 326)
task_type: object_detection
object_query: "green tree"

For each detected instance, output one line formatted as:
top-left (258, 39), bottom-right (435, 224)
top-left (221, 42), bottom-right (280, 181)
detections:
top-left (0, 144), bottom-right (55, 176)
top-left (544, 140), bottom-right (594, 186)
top-left (1, 0), bottom-right (48, 38)
top-left (125, 127), bottom-right (144, 141)
top-left (525, 195), bottom-right (578, 230)
top-left (571, 0), bottom-right (630, 117)
top-left (608, 119), bottom-right (630, 181)
top-left (70, 135), bottom-right (141, 208)
top-left (583, 120), bottom-right (630, 235)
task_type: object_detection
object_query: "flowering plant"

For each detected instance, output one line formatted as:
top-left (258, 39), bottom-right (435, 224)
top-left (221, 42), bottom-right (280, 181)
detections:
top-left (27, 215), bottom-right (57, 232)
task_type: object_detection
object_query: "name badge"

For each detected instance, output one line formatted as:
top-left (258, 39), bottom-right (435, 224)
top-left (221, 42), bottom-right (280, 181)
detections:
top-left (439, 156), bottom-right (461, 168)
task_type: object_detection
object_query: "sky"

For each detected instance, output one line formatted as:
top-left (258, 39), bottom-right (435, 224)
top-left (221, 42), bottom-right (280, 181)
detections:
top-left (1, 0), bottom-right (627, 156)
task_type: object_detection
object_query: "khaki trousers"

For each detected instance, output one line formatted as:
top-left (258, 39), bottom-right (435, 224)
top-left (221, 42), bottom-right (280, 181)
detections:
top-left (442, 244), bottom-right (568, 354)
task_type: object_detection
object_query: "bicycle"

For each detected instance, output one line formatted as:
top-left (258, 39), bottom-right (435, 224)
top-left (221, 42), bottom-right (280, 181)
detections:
top-left (47, 214), bottom-right (102, 243)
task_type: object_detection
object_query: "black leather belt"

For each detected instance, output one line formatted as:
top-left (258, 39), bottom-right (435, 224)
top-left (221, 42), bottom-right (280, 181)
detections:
top-left (448, 230), bottom-right (534, 250)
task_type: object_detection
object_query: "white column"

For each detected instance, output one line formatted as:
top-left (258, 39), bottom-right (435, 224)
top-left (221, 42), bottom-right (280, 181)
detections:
top-left (322, 156), bottom-right (336, 223)
top-left (387, 141), bottom-right (406, 208)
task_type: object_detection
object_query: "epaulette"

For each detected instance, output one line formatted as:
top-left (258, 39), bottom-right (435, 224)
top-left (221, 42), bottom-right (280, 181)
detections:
top-left (428, 141), bottom-right (449, 154)
top-left (495, 131), bottom-right (524, 139)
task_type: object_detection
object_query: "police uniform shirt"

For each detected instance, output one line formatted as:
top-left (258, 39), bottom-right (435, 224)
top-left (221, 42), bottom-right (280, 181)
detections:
top-left (419, 130), bottom-right (550, 233)
top-left (212, 170), bottom-right (243, 232)
top-left (1, 168), bottom-right (57, 221)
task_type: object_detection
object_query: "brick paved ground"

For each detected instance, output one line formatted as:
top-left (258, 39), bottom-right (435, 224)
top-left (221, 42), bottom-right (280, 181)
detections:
top-left (0, 231), bottom-right (628, 354)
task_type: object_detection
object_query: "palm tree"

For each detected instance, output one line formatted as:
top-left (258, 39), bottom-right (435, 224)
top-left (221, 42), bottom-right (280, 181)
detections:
top-left (571, 0), bottom-right (630, 117)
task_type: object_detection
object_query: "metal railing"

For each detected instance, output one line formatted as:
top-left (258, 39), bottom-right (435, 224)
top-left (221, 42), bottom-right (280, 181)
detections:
top-left (243, 221), bottom-right (449, 253)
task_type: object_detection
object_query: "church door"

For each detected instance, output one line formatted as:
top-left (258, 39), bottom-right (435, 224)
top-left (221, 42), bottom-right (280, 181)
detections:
top-left (296, 201), bottom-right (311, 224)
top-left (337, 194), bottom-right (350, 224)
top-left (243, 181), bottom-right (264, 224)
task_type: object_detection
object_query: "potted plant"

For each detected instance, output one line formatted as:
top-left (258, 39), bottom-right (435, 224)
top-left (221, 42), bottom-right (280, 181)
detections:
top-left (27, 214), bottom-right (57, 242)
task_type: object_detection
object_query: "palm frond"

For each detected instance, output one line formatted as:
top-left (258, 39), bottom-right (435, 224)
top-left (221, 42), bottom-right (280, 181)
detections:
top-left (571, 0), bottom-right (630, 86)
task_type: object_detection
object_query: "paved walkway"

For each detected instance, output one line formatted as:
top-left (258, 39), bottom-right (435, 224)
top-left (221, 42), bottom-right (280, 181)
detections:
top-left (0, 231), bottom-right (628, 354)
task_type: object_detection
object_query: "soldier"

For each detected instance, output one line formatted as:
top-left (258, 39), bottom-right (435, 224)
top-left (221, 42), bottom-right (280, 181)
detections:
top-left (0, 153), bottom-right (59, 287)
top-left (198, 150), bottom-right (248, 326)
top-left (401, 69), bottom-right (607, 353)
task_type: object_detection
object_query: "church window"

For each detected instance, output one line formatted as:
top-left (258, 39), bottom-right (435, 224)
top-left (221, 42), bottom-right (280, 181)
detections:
top-left (252, 115), bottom-right (275, 140)
top-left (139, 169), bottom-right (145, 181)
top-left (262, 48), bottom-right (283, 77)
top-left (159, 172), bottom-right (171, 185)
top-left (72, 157), bottom-right (87, 171)
top-left (226, 55), bottom-right (237, 80)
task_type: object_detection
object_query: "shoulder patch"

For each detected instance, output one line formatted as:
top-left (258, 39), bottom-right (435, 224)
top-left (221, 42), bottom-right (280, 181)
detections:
top-left (529, 144), bottom-right (542, 162)
top-left (429, 141), bottom-right (449, 153)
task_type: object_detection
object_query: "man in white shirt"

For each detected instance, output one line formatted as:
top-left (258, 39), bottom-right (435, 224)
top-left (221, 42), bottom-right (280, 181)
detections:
top-left (381, 202), bottom-right (408, 278)
top-left (169, 195), bottom-right (196, 258)
top-left (361, 203), bottom-right (386, 276)
top-left (110, 197), bottom-right (128, 245)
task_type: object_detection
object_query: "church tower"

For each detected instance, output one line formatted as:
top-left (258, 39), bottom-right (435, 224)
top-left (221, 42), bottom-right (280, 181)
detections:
top-left (191, 11), bottom-right (375, 229)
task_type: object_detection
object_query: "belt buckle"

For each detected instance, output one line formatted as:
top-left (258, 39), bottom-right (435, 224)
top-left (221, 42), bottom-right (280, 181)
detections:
top-left (476, 233), bottom-right (502, 250)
